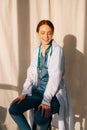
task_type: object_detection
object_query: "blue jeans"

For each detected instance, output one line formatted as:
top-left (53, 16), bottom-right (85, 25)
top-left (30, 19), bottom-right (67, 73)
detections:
top-left (9, 89), bottom-right (60, 130)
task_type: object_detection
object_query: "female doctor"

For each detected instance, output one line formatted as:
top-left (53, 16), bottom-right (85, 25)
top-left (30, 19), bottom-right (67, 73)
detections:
top-left (9, 20), bottom-right (73, 130)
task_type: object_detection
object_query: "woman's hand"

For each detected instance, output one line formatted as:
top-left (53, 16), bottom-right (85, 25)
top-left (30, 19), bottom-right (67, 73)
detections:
top-left (38, 103), bottom-right (51, 118)
top-left (10, 94), bottom-right (27, 106)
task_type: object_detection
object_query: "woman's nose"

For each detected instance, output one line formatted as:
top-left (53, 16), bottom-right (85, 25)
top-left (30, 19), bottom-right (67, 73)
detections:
top-left (44, 34), bottom-right (48, 38)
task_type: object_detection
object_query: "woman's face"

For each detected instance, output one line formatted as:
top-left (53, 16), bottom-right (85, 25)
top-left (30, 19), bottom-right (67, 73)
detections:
top-left (37, 24), bottom-right (53, 46)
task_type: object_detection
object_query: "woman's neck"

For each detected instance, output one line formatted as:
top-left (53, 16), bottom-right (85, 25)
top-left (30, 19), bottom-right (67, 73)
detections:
top-left (41, 44), bottom-right (49, 56)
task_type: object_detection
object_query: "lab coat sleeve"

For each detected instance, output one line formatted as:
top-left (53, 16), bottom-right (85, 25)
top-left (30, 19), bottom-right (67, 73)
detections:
top-left (22, 49), bottom-right (38, 95)
top-left (42, 46), bottom-right (64, 105)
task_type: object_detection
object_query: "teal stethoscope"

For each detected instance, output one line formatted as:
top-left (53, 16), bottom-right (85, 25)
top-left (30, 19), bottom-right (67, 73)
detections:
top-left (37, 40), bottom-right (53, 70)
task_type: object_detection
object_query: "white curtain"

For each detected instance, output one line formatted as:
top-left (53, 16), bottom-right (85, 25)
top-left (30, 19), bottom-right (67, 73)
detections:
top-left (0, 0), bottom-right (87, 130)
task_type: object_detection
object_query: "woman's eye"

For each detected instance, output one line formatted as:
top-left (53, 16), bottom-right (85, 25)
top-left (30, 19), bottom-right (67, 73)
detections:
top-left (48, 32), bottom-right (52, 35)
top-left (41, 32), bottom-right (45, 35)
top-left (40, 31), bottom-right (52, 35)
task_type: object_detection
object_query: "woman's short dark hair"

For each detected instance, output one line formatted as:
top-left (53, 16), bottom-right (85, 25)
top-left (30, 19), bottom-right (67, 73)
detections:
top-left (36, 20), bottom-right (54, 33)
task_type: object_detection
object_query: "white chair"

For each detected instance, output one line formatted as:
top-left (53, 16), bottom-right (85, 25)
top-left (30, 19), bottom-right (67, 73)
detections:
top-left (51, 113), bottom-right (58, 130)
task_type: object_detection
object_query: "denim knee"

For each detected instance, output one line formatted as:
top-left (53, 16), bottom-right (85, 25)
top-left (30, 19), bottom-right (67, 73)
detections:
top-left (34, 109), bottom-right (51, 126)
top-left (9, 105), bottom-right (15, 115)
top-left (9, 103), bottom-right (19, 115)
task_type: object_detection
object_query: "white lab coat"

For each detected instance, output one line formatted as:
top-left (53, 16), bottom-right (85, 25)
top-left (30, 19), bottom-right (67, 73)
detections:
top-left (22, 40), bottom-right (74, 130)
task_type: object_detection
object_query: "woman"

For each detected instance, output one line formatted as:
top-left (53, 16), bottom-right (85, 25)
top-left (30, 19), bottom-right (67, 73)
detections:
top-left (9, 20), bottom-right (73, 130)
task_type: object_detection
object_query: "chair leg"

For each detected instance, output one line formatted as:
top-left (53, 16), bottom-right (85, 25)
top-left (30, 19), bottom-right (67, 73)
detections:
top-left (48, 116), bottom-right (52, 130)
top-left (32, 121), bottom-right (37, 130)
top-left (48, 124), bottom-right (51, 130)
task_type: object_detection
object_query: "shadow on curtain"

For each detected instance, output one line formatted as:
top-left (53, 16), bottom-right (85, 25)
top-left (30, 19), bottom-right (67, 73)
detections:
top-left (0, 106), bottom-right (7, 130)
top-left (63, 34), bottom-right (87, 130)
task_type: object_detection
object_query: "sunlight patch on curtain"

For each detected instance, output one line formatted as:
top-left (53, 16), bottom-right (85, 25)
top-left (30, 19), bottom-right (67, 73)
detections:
top-left (0, 0), bottom-right (18, 86)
